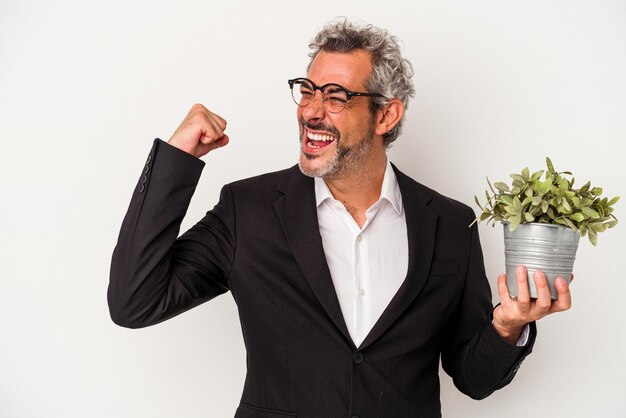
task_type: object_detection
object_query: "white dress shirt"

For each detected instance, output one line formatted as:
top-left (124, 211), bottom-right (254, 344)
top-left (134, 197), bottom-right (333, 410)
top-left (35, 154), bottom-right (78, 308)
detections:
top-left (315, 161), bottom-right (408, 347)
top-left (315, 160), bottom-right (529, 348)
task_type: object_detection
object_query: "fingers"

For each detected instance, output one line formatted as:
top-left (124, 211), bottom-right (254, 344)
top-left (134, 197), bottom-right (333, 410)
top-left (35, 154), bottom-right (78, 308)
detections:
top-left (169, 104), bottom-right (230, 158)
top-left (497, 273), bottom-right (513, 304)
top-left (515, 265), bottom-right (531, 309)
top-left (548, 276), bottom-right (572, 314)
top-left (532, 270), bottom-right (552, 315)
top-left (191, 104), bottom-right (226, 141)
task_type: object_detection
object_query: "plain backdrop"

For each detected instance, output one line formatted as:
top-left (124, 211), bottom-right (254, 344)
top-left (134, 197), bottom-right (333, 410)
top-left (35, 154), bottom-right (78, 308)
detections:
top-left (1, 1), bottom-right (625, 417)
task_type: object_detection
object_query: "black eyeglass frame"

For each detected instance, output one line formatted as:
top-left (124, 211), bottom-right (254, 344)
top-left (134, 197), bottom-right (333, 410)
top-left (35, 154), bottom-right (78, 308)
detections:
top-left (287, 77), bottom-right (385, 111)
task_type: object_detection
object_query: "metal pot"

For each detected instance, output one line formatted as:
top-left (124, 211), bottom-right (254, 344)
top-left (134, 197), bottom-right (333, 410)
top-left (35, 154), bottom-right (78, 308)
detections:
top-left (503, 222), bottom-right (580, 300)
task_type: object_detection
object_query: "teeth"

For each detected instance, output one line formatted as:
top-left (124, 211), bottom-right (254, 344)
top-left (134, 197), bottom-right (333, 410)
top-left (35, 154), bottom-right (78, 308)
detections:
top-left (307, 131), bottom-right (336, 142)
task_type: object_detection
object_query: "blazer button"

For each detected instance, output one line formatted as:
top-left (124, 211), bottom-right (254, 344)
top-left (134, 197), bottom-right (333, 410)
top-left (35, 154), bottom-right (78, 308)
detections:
top-left (353, 352), bottom-right (364, 365)
top-left (139, 184), bottom-right (145, 193)
top-left (141, 175), bottom-right (148, 184)
top-left (144, 164), bottom-right (150, 174)
top-left (351, 415), bottom-right (360, 418)
top-left (146, 154), bottom-right (152, 163)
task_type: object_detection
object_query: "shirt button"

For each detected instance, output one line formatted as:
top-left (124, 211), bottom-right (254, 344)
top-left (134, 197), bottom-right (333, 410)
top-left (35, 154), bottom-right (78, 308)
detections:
top-left (356, 234), bottom-right (362, 242)
top-left (358, 288), bottom-right (365, 297)
top-left (353, 352), bottom-right (364, 365)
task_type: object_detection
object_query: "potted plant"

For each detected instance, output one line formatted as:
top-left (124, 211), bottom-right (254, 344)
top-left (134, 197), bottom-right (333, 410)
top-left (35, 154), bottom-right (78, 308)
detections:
top-left (472, 157), bottom-right (619, 299)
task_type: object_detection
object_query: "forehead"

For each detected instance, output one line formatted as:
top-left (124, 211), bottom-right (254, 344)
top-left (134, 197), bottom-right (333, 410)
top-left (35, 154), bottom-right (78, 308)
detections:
top-left (307, 50), bottom-right (373, 90)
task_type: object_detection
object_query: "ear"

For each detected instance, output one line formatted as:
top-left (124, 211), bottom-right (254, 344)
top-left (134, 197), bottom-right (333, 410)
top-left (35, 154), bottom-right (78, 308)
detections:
top-left (374, 99), bottom-right (404, 137)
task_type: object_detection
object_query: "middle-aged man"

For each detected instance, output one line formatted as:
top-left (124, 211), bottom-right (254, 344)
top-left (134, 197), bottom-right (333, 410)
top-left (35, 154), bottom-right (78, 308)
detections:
top-left (109, 20), bottom-right (572, 417)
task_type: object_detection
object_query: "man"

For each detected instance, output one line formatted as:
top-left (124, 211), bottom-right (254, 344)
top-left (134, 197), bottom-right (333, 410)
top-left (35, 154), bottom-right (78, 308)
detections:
top-left (109, 20), bottom-right (571, 417)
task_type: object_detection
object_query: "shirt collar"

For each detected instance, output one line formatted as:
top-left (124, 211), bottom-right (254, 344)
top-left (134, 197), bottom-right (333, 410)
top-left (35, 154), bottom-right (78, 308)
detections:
top-left (314, 160), bottom-right (403, 215)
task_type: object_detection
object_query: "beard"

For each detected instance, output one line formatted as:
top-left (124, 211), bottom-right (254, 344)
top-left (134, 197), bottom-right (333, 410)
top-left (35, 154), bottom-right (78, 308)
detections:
top-left (298, 118), bottom-right (375, 179)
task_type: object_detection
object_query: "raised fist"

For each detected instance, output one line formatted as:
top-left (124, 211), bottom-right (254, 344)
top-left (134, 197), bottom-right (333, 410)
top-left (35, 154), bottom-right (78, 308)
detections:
top-left (168, 104), bottom-right (229, 158)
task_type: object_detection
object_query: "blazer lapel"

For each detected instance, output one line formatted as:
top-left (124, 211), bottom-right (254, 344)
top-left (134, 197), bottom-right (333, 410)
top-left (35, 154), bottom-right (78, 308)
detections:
top-left (359, 166), bottom-right (438, 349)
top-left (273, 166), bottom-right (354, 348)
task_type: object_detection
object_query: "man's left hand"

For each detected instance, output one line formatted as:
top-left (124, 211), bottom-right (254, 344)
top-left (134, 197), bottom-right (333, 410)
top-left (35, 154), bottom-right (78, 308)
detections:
top-left (492, 265), bottom-right (572, 345)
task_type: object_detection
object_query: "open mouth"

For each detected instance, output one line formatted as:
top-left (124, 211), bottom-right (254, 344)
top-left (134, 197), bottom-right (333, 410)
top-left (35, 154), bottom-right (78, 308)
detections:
top-left (304, 129), bottom-right (337, 151)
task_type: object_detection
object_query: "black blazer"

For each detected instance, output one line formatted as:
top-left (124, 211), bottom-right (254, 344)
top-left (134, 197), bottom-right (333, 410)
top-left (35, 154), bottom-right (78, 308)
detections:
top-left (109, 139), bottom-right (535, 418)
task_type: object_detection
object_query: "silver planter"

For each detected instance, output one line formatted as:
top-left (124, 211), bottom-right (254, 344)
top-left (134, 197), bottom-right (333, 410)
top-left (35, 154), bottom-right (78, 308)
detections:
top-left (503, 222), bottom-right (580, 300)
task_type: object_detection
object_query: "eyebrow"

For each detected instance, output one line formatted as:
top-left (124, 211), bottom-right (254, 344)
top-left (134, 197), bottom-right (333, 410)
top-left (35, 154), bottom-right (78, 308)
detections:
top-left (323, 84), bottom-right (345, 94)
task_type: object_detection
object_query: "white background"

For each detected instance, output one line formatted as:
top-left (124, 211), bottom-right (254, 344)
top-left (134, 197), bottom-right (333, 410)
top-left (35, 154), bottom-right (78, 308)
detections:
top-left (1, 1), bottom-right (625, 417)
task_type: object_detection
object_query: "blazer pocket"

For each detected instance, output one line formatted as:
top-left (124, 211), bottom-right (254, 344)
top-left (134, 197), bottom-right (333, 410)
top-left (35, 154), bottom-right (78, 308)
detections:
top-left (429, 260), bottom-right (461, 276)
top-left (235, 403), bottom-right (297, 418)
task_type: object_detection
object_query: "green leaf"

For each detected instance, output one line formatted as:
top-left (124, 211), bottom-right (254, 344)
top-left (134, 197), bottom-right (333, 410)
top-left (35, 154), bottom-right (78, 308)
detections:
top-left (591, 187), bottom-right (603, 195)
top-left (580, 181), bottom-right (591, 193)
top-left (561, 199), bottom-right (571, 212)
top-left (588, 229), bottom-right (598, 246)
top-left (510, 214), bottom-right (521, 230)
top-left (501, 195), bottom-right (514, 206)
top-left (474, 195), bottom-right (483, 210)
top-left (511, 186), bottom-right (521, 195)
top-left (570, 212), bottom-right (585, 222)
top-left (581, 207), bottom-right (600, 219)
top-left (532, 196), bottom-right (542, 206)
top-left (546, 157), bottom-right (555, 174)
top-left (524, 212), bottom-right (535, 222)
top-left (522, 196), bottom-right (532, 206)
top-left (530, 170), bottom-right (544, 181)
top-left (540, 180), bottom-right (552, 195)
top-left (541, 200), bottom-right (549, 213)
top-left (571, 196), bottom-right (581, 208)
top-left (513, 196), bottom-right (523, 211)
top-left (563, 218), bottom-right (576, 230)
top-left (608, 196), bottom-right (620, 206)
top-left (510, 174), bottom-right (525, 182)
top-left (550, 184), bottom-right (560, 195)
top-left (487, 177), bottom-right (496, 195)
top-left (555, 217), bottom-right (576, 230)
top-left (480, 211), bottom-right (491, 221)
top-left (590, 222), bottom-right (607, 233)
top-left (522, 167), bottom-right (529, 180)
top-left (504, 205), bottom-right (519, 215)
top-left (494, 182), bottom-right (510, 192)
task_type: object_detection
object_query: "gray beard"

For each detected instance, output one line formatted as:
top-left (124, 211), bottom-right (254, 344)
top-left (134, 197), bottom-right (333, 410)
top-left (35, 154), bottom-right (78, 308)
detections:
top-left (298, 126), bottom-right (375, 179)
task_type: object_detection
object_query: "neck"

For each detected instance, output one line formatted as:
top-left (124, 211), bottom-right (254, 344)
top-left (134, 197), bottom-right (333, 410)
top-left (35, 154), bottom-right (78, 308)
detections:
top-left (323, 150), bottom-right (387, 228)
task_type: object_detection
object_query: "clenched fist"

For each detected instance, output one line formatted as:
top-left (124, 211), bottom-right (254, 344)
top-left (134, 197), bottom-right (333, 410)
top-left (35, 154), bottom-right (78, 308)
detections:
top-left (168, 104), bottom-right (229, 158)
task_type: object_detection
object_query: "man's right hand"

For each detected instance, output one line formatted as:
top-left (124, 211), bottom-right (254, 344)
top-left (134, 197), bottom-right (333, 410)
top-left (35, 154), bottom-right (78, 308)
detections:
top-left (168, 104), bottom-right (229, 158)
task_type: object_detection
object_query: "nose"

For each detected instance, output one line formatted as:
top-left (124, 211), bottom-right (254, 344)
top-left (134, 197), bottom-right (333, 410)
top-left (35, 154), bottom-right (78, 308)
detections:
top-left (301, 91), bottom-right (326, 122)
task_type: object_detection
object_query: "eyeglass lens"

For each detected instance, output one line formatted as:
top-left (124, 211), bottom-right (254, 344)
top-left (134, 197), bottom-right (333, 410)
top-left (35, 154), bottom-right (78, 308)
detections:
top-left (290, 79), bottom-right (349, 113)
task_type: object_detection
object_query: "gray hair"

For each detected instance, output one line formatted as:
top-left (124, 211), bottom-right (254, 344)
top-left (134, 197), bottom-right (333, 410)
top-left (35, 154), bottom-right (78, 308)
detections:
top-left (307, 19), bottom-right (415, 146)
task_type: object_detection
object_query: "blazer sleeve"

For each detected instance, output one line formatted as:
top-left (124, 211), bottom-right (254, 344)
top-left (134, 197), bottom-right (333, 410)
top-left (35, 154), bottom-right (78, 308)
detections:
top-left (108, 138), bottom-right (235, 328)
top-left (440, 207), bottom-right (537, 400)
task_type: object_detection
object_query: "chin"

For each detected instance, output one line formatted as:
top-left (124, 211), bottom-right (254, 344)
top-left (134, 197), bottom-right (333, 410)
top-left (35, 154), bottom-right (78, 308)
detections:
top-left (299, 154), bottom-right (340, 178)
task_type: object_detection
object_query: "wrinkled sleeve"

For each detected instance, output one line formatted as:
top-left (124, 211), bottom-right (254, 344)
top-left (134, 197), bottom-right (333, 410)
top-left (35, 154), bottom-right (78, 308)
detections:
top-left (441, 207), bottom-right (536, 400)
top-left (108, 138), bottom-right (235, 328)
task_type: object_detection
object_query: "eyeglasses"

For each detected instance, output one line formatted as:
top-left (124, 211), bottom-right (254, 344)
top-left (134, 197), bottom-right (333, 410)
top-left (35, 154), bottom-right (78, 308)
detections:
top-left (288, 77), bottom-right (385, 113)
